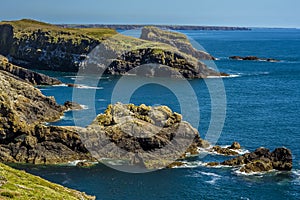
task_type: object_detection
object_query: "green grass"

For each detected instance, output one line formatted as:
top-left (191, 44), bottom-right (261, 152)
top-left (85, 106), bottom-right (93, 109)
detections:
top-left (0, 163), bottom-right (95, 200)
top-left (0, 19), bottom-right (117, 42)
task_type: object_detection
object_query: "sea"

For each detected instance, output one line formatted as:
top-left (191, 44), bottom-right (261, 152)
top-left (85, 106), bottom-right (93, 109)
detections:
top-left (12, 28), bottom-right (300, 199)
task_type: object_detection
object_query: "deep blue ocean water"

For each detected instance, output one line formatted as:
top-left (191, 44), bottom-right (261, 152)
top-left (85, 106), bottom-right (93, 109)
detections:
top-left (14, 29), bottom-right (300, 199)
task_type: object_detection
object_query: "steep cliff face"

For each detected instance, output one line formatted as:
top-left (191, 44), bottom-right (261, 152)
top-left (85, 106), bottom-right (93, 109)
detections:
top-left (0, 19), bottom-right (116, 71)
top-left (0, 55), bottom-right (61, 85)
top-left (0, 70), bottom-right (92, 164)
top-left (0, 24), bottom-right (13, 55)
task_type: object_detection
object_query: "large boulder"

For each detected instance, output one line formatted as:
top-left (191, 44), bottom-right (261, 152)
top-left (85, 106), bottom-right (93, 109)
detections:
top-left (80, 103), bottom-right (208, 169)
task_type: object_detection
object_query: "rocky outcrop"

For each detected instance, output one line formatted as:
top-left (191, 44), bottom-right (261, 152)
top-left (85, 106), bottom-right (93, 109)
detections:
top-left (0, 70), bottom-right (92, 164)
top-left (208, 142), bottom-right (241, 156)
top-left (229, 56), bottom-right (279, 62)
top-left (63, 101), bottom-right (83, 110)
top-left (0, 55), bottom-right (61, 85)
top-left (103, 48), bottom-right (226, 78)
top-left (210, 145), bottom-right (239, 156)
top-left (141, 26), bottom-right (215, 60)
top-left (79, 103), bottom-right (209, 169)
top-left (211, 147), bottom-right (293, 173)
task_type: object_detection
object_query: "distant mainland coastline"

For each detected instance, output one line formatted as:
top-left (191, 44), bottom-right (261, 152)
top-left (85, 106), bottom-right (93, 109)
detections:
top-left (58, 24), bottom-right (251, 31)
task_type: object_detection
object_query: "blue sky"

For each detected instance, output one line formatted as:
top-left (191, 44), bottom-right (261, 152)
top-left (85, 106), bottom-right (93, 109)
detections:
top-left (1, 0), bottom-right (299, 27)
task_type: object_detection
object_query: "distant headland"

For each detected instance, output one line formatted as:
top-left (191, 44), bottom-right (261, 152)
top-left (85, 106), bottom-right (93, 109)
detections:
top-left (58, 24), bottom-right (251, 31)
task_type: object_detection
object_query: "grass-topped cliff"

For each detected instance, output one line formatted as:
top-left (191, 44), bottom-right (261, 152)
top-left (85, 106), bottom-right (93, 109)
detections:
top-left (0, 162), bottom-right (95, 199)
top-left (0, 19), bottom-right (117, 71)
top-left (0, 19), bottom-right (226, 78)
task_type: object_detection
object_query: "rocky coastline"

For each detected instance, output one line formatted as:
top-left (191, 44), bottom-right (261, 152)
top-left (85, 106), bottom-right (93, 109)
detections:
top-left (0, 19), bottom-right (227, 78)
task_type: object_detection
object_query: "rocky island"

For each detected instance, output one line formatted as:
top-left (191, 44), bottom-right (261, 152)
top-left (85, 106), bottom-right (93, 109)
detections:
top-left (229, 56), bottom-right (280, 62)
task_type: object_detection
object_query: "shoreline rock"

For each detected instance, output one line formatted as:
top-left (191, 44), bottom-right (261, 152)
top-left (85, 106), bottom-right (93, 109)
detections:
top-left (0, 55), bottom-right (61, 85)
top-left (229, 56), bottom-right (280, 62)
top-left (207, 147), bottom-right (292, 173)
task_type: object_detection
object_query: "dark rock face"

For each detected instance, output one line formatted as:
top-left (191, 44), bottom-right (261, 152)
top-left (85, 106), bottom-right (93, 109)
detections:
top-left (0, 24), bottom-right (14, 55)
top-left (141, 26), bottom-right (215, 60)
top-left (221, 147), bottom-right (292, 173)
top-left (0, 55), bottom-right (61, 85)
top-left (0, 20), bottom-right (101, 72)
top-left (229, 56), bottom-right (280, 62)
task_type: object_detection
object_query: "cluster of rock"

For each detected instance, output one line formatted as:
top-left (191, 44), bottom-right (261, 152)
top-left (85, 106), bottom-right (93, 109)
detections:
top-left (229, 56), bottom-right (279, 62)
top-left (207, 147), bottom-right (292, 173)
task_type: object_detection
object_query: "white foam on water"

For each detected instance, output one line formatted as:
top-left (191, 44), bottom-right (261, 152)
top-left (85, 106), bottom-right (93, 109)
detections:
top-left (67, 160), bottom-right (87, 166)
top-left (233, 167), bottom-right (277, 177)
top-left (97, 99), bottom-right (107, 102)
top-left (80, 104), bottom-right (89, 110)
top-left (52, 83), bottom-right (68, 87)
top-left (200, 172), bottom-right (221, 185)
top-left (205, 74), bottom-right (241, 79)
top-left (76, 85), bottom-right (103, 90)
top-left (292, 169), bottom-right (300, 185)
top-left (172, 161), bottom-right (207, 169)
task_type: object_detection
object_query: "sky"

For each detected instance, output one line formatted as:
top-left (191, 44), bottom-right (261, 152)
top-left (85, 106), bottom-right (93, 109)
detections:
top-left (1, 0), bottom-right (299, 28)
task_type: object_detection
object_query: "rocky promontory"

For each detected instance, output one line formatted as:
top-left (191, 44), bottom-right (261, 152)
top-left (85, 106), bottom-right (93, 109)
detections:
top-left (0, 19), bottom-right (227, 78)
top-left (0, 67), bottom-right (92, 164)
top-left (140, 26), bottom-right (215, 60)
top-left (0, 55), bottom-right (61, 85)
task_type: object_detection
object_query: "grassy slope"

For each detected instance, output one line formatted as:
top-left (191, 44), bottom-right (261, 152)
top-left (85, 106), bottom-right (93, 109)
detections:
top-left (0, 19), bottom-right (117, 41)
top-left (0, 163), bottom-right (95, 200)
